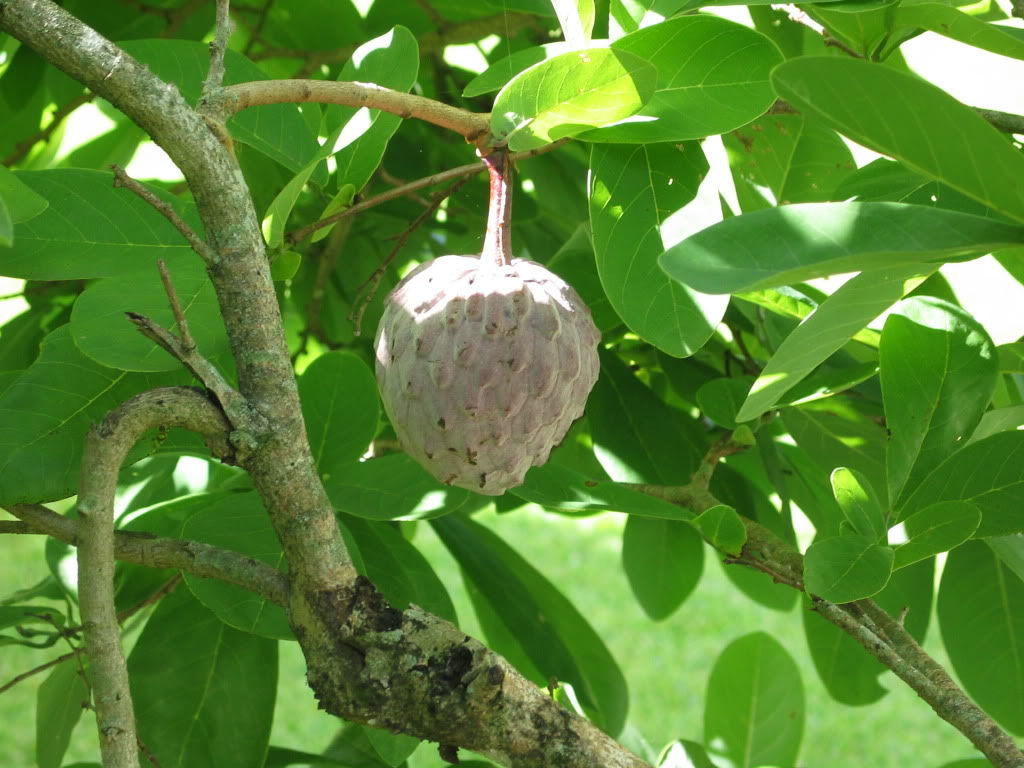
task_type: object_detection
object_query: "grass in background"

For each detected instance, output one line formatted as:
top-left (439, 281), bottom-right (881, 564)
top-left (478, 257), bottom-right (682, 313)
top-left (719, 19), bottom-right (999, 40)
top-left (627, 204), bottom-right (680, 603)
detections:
top-left (2, 505), bottom-right (974, 767)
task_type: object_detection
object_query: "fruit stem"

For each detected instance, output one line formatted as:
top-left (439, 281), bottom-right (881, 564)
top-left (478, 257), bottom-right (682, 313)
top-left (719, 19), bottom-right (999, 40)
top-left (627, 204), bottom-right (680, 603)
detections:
top-left (480, 149), bottom-right (513, 268)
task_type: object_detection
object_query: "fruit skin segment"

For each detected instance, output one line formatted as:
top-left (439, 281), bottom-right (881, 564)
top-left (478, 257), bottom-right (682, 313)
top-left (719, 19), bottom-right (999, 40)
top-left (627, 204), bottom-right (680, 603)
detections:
top-left (375, 253), bottom-right (601, 495)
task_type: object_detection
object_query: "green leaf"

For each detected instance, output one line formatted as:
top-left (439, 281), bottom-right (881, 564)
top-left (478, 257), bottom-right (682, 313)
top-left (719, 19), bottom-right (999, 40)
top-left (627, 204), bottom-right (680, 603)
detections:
top-left (582, 15), bottom-right (783, 142)
top-left (551, 0), bottom-right (595, 45)
top-left (463, 43), bottom-right (577, 98)
top-left (735, 264), bottom-right (931, 422)
top-left (659, 202), bottom-right (1024, 295)
top-left (939, 540), bottom-right (1024, 736)
top-left (120, 40), bottom-right (318, 174)
top-left (433, 514), bottom-right (628, 735)
top-left (802, 557), bottom-right (933, 706)
top-left (704, 631), bottom-right (804, 768)
top-left (589, 349), bottom-right (702, 483)
top-left (589, 143), bottom-right (726, 357)
top-left (0, 163), bottom-right (47, 223)
top-left (70, 253), bottom-right (229, 372)
top-left (987, 534), bottom-right (1024, 584)
top-left (898, 431), bottom-right (1024, 537)
top-left (658, 739), bottom-right (716, 768)
top-left (830, 467), bottom-right (886, 542)
top-left (128, 588), bottom-right (278, 768)
top-left (893, 4), bottom-right (1024, 61)
top-left (972, 404), bottom-right (1024, 444)
top-left (691, 504), bottom-right (747, 556)
top-left (622, 515), bottom-right (704, 620)
top-left (771, 57), bottom-right (1024, 223)
top-left (342, 516), bottom-right (457, 624)
top-left (805, 534), bottom-right (894, 602)
top-left (363, 727), bottom-right (419, 767)
top-left (547, 223), bottom-right (622, 332)
top-left (300, 351), bottom-right (380, 475)
top-left (326, 454), bottom-right (470, 522)
top-left (181, 492), bottom-right (291, 640)
top-left (881, 297), bottom-right (998, 506)
top-left (895, 501), bottom-right (981, 570)
top-left (2, 170), bottom-right (201, 280)
top-left (36, 658), bottom-right (88, 768)
top-left (491, 47), bottom-right (657, 150)
top-left (0, 197), bottom-right (12, 247)
top-left (0, 326), bottom-right (199, 504)
top-left (513, 462), bottom-right (695, 519)
top-left (696, 378), bottom-right (750, 430)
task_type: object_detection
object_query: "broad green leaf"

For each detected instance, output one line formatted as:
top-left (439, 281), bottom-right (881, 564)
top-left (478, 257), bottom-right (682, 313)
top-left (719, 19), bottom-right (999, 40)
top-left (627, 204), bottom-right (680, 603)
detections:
top-left (120, 40), bottom-right (317, 173)
top-left (735, 264), bottom-right (932, 422)
top-left (895, 501), bottom-right (981, 570)
top-left (363, 727), bottom-right (419, 767)
top-left (881, 297), bottom-right (998, 506)
top-left (128, 588), bottom-right (278, 768)
top-left (696, 378), bottom-right (750, 430)
top-left (659, 202), bottom-right (1024, 295)
top-left (803, 557), bottom-right (932, 706)
top-left (691, 504), bottom-right (747, 556)
top-left (771, 57), bottom-right (1024, 222)
top-left (3, 170), bottom-right (201, 279)
top-left (658, 739), bottom-right (716, 768)
top-left (704, 631), bottom-right (804, 768)
top-left (622, 515), bottom-right (704, 620)
top-left (181, 492), bottom-right (291, 640)
top-left (547, 223), bottom-right (622, 332)
top-left (326, 454), bottom-right (470, 522)
top-left (781, 399), bottom-right (887, 500)
top-left (464, 43), bottom-right (578, 98)
top-left (582, 15), bottom-right (783, 142)
top-left (433, 514), bottom-right (628, 735)
top-left (777, 361), bottom-right (879, 409)
top-left (804, 534), bottom-right (894, 602)
top-left (0, 326), bottom-right (201, 505)
top-left (36, 658), bottom-right (88, 768)
top-left (0, 163), bottom-right (47, 223)
top-left (969, 404), bottom-right (1024, 444)
top-left (830, 467), bottom-right (886, 542)
top-left (513, 462), bottom-right (695, 519)
top-left (70, 253), bottom-right (229, 372)
top-left (589, 143), bottom-right (726, 357)
top-left (264, 745), bottom-right (383, 768)
top-left (894, 5), bottom-right (1024, 61)
top-left (300, 351), bottom-right (379, 475)
top-left (589, 349), bottom-right (702, 483)
top-left (491, 47), bottom-right (657, 150)
top-left (342, 516), bottom-right (457, 624)
top-left (898, 431), bottom-right (1024, 537)
top-left (987, 534), bottom-right (1024, 584)
top-left (939, 540), bottom-right (1024, 736)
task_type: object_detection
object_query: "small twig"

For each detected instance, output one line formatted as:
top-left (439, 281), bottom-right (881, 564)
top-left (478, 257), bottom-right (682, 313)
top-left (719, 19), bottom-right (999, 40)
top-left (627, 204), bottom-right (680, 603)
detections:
top-left (0, 520), bottom-right (33, 534)
top-left (771, 4), bottom-right (864, 57)
top-left (111, 165), bottom-right (218, 265)
top-left (0, 650), bottom-right (77, 695)
top-left (124, 313), bottom-right (251, 431)
top-left (3, 91), bottom-right (94, 166)
top-left (201, 0), bottom-right (232, 99)
top-left (156, 259), bottom-right (196, 352)
top-left (286, 139), bottom-right (569, 246)
top-left (378, 167), bottom-right (432, 207)
top-left (349, 177), bottom-right (469, 336)
top-left (414, 0), bottom-right (449, 29)
top-left (692, 434), bottom-right (751, 489)
top-left (241, 0), bottom-right (273, 56)
top-left (298, 216), bottom-right (354, 357)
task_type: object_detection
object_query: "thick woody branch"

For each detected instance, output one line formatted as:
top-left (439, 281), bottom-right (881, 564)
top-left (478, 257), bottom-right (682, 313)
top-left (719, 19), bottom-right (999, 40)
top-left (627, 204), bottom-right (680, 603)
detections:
top-left (73, 387), bottom-right (232, 767)
top-left (4, 502), bottom-right (288, 607)
top-left (217, 80), bottom-right (491, 140)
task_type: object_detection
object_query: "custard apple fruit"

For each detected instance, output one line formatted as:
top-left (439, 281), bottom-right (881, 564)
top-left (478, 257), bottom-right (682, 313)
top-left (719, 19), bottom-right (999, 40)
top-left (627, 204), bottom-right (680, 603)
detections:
top-left (374, 255), bottom-right (600, 495)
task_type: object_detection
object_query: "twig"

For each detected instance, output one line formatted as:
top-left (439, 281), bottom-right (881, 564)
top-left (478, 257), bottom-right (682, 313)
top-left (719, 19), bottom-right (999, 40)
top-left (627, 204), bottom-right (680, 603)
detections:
top-left (0, 650), bottom-right (76, 695)
top-left (156, 259), bottom-right (197, 352)
top-left (111, 165), bottom-right (218, 265)
top-left (349, 177), bottom-right (470, 336)
top-left (5, 500), bottom-right (289, 607)
top-left (124, 313), bottom-right (252, 432)
top-left (298, 215), bottom-right (354, 357)
top-left (201, 0), bottom-right (232, 99)
top-left (286, 139), bottom-right (570, 246)
top-left (217, 79), bottom-right (491, 141)
top-left (3, 91), bottom-right (94, 166)
top-left (691, 433), bottom-right (750, 488)
top-left (414, 0), bottom-right (448, 29)
top-left (771, 4), bottom-right (864, 58)
top-left (241, 0), bottom-right (273, 56)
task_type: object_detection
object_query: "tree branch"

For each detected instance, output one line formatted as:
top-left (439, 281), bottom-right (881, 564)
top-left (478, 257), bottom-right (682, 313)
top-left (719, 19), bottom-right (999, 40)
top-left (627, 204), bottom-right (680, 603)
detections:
top-left (201, 0), bottom-right (231, 99)
top-left (4, 502), bottom-right (289, 606)
top-left (215, 79), bottom-right (491, 140)
top-left (72, 387), bottom-right (233, 767)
